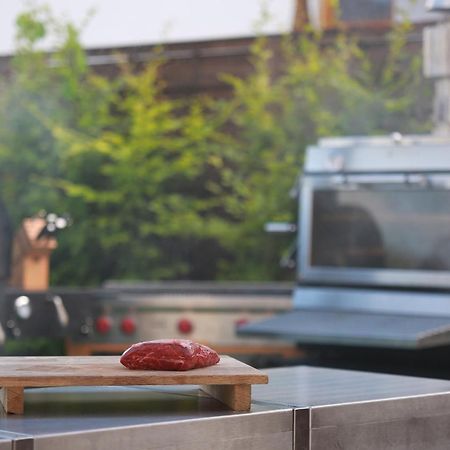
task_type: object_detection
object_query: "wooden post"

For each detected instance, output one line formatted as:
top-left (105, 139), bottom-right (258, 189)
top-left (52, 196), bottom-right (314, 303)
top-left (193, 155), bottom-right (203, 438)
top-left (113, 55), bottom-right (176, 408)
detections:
top-left (201, 384), bottom-right (251, 412)
top-left (9, 218), bottom-right (57, 290)
top-left (321, 0), bottom-right (338, 30)
top-left (293, 0), bottom-right (309, 31)
top-left (0, 387), bottom-right (24, 414)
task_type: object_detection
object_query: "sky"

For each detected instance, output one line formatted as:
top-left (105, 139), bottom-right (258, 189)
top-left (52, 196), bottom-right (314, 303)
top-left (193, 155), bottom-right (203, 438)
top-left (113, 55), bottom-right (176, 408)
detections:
top-left (0, 0), bottom-right (295, 56)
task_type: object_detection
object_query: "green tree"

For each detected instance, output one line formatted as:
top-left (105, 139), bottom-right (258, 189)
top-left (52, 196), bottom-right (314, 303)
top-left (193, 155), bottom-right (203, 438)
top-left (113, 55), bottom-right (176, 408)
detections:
top-left (53, 60), bottom-right (236, 281)
top-left (214, 28), bottom-right (431, 279)
top-left (0, 7), bottom-right (431, 284)
top-left (0, 6), bottom-right (120, 283)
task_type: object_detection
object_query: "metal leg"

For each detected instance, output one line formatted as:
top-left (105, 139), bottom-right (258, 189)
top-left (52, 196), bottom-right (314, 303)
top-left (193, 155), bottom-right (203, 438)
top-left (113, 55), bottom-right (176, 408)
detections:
top-left (0, 387), bottom-right (24, 414)
top-left (201, 384), bottom-right (251, 411)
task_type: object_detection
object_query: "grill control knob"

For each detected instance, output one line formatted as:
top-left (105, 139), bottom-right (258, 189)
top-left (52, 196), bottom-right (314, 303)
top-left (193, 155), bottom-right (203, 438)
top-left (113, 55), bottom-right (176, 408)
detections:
top-left (177, 318), bottom-right (193, 334)
top-left (14, 296), bottom-right (32, 320)
top-left (95, 316), bottom-right (112, 334)
top-left (235, 318), bottom-right (249, 328)
top-left (12, 327), bottom-right (21, 337)
top-left (120, 317), bottom-right (136, 335)
top-left (80, 324), bottom-right (91, 336)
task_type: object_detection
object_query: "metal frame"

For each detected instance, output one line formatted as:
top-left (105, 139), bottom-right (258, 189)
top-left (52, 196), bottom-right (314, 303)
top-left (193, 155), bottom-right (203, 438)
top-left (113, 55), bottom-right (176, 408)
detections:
top-left (298, 174), bottom-right (450, 289)
top-left (0, 366), bottom-right (449, 449)
top-left (31, 409), bottom-right (293, 450)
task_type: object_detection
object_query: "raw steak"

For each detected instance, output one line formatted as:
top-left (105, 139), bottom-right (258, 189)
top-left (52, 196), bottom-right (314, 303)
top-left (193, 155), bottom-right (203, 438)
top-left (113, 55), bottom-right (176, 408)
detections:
top-left (120, 339), bottom-right (220, 371)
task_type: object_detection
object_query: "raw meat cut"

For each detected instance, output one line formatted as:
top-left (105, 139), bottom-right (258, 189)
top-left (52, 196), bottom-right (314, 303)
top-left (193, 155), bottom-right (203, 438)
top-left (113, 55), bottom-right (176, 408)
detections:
top-left (120, 339), bottom-right (220, 371)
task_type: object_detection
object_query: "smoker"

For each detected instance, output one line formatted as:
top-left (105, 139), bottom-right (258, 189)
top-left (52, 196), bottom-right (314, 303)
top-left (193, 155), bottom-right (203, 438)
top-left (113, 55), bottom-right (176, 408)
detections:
top-left (0, 210), bottom-right (76, 345)
top-left (240, 134), bottom-right (450, 377)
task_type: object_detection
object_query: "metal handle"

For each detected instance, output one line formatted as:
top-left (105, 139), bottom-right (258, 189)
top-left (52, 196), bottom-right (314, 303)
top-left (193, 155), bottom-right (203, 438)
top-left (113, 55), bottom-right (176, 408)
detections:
top-left (337, 174), bottom-right (407, 185)
top-left (334, 174), bottom-right (438, 187)
top-left (264, 222), bottom-right (297, 233)
top-left (50, 295), bottom-right (69, 328)
top-left (280, 239), bottom-right (297, 269)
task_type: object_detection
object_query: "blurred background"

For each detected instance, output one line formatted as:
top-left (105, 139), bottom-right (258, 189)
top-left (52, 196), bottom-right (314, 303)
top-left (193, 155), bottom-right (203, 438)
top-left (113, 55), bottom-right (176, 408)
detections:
top-left (0, 0), bottom-right (436, 285)
top-left (1, 0), bottom-right (450, 377)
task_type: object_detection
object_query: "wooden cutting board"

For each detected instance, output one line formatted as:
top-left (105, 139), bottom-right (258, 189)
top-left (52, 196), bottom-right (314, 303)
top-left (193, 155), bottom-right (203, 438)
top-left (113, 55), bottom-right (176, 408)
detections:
top-left (0, 355), bottom-right (268, 414)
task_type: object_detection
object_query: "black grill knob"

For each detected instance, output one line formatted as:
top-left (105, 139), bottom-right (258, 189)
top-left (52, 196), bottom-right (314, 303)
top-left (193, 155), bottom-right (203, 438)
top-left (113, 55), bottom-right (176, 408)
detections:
top-left (80, 324), bottom-right (91, 336)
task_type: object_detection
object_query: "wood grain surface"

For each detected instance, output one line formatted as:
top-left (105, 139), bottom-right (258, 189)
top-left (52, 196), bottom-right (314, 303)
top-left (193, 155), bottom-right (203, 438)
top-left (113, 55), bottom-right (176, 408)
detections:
top-left (0, 355), bottom-right (268, 387)
top-left (201, 384), bottom-right (251, 411)
top-left (0, 387), bottom-right (24, 414)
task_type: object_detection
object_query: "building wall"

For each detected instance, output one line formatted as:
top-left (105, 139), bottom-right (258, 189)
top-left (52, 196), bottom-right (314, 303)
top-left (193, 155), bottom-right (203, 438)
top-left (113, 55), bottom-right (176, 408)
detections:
top-left (0, 28), bottom-right (424, 100)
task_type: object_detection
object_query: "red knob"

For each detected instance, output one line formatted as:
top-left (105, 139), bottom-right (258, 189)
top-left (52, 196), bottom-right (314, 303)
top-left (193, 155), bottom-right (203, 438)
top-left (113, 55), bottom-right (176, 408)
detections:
top-left (178, 318), bottom-right (193, 334)
top-left (121, 317), bottom-right (136, 335)
top-left (235, 318), bottom-right (249, 328)
top-left (95, 316), bottom-right (112, 334)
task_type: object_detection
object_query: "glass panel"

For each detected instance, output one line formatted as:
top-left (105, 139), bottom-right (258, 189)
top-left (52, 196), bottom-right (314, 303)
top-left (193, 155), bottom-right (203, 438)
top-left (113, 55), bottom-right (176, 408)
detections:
top-left (340, 0), bottom-right (391, 22)
top-left (311, 188), bottom-right (450, 270)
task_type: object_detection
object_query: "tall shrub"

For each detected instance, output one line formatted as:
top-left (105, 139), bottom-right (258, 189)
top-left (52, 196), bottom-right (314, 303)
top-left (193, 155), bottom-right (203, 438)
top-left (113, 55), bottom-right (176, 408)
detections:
top-left (0, 7), bottom-right (431, 283)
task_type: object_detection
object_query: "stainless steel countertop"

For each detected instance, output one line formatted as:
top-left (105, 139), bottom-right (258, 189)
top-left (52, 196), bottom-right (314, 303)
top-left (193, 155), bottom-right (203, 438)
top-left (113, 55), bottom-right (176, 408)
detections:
top-left (0, 386), bottom-right (292, 450)
top-left (253, 365), bottom-right (450, 407)
top-left (1, 366), bottom-right (450, 435)
top-left (0, 386), bottom-right (260, 436)
top-left (0, 366), bottom-right (450, 449)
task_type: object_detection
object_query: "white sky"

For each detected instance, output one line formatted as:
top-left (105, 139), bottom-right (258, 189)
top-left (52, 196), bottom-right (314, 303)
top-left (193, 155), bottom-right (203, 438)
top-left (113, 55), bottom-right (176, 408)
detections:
top-left (0, 0), bottom-right (295, 56)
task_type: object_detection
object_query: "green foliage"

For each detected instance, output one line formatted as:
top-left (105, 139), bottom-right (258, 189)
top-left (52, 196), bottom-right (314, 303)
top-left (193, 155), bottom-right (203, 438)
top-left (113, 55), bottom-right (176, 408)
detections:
top-left (0, 7), bottom-right (432, 283)
top-left (2, 338), bottom-right (65, 356)
top-left (212, 30), bottom-right (431, 279)
top-left (48, 58), bottom-right (238, 281)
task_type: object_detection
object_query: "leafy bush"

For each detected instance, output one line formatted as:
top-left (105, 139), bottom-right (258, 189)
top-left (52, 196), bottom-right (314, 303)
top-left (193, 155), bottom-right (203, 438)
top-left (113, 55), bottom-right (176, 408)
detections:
top-left (0, 7), bottom-right (432, 284)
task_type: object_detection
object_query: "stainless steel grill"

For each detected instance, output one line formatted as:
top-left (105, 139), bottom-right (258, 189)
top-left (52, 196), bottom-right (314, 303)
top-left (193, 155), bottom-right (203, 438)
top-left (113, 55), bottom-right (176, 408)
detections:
top-left (240, 135), bottom-right (450, 373)
top-left (60, 282), bottom-right (297, 364)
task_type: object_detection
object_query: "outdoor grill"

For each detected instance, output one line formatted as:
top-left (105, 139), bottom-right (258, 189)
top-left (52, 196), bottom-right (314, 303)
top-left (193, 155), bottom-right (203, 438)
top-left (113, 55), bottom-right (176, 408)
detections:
top-left (62, 281), bottom-right (296, 366)
top-left (0, 209), bottom-right (74, 345)
top-left (240, 134), bottom-right (450, 377)
top-left (0, 202), bottom-right (296, 362)
top-left (0, 203), bottom-right (296, 362)
top-left (1, 277), bottom-right (296, 363)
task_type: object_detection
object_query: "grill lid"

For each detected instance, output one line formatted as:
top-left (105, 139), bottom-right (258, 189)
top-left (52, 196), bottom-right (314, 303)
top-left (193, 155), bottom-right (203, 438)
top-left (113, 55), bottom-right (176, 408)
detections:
top-left (238, 308), bottom-right (450, 349)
